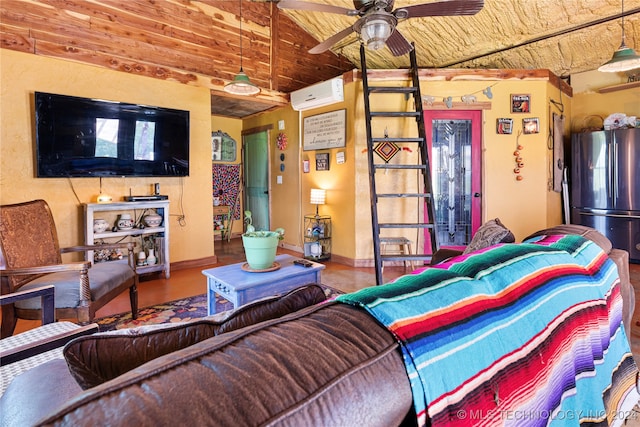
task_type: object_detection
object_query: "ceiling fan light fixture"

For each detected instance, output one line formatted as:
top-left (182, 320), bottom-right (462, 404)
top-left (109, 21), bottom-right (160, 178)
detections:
top-left (224, 69), bottom-right (260, 95)
top-left (358, 15), bottom-right (396, 51)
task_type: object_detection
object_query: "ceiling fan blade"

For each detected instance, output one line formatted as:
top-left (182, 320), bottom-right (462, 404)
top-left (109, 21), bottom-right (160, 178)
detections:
top-left (277, 0), bottom-right (357, 16)
top-left (309, 26), bottom-right (356, 54)
top-left (386, 30), bottom-right (413, 56)
top-left (400, 0), bottom-right (484, 18)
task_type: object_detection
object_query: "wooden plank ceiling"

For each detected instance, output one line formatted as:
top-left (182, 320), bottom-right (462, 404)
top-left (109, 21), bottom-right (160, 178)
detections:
top-left (0, 0), bottom-right (354, 118)
top-left (2, 1), bottom-right (639, 118)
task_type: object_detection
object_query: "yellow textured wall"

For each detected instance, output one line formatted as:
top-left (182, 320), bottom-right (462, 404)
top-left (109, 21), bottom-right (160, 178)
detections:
top-left (243, 75), bottom-right (570, 263)
top-left (477, 79), bottom-right (561, 239)
top-left (242, 94), bottom-right (357, 262)
top-left (350, 77), bottom-right (569, 257)
top-left (0, 49), bottom-right (213, 264)
top-left (570, 70), bottom-right (640, 131)
top-left (8, 43), bottom-right (621, 267)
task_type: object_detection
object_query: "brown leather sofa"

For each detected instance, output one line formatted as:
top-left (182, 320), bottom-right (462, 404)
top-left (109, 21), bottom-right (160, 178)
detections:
top-left (0, 226), bottom-right (635, 427)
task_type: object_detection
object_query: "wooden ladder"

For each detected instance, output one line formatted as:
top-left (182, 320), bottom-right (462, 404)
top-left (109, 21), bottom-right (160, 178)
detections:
top-left (361, 43), bottom-right (439, 286)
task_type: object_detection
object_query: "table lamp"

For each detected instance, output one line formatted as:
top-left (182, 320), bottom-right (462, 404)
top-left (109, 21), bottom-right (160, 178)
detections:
top-left (310, 188), bottom-right (326, 217)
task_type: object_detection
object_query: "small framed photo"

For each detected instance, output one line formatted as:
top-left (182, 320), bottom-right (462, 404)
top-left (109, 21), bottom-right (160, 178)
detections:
top-left (315, 153), bottom-right (330, 171)
top-left (511, 94), bottom-right (530, 113)
top-left (523, 118), bottom-right (540, 134)
top-left (496, 118), bottom-right (513, 134)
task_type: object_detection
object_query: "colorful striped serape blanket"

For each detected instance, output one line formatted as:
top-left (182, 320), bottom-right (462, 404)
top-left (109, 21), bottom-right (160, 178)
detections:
top-left (337, 234), bottom-right (639, 426)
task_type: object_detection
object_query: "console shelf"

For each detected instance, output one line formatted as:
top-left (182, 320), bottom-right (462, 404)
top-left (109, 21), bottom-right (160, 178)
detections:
top-left (303, 215), bottom-right (331, 261)
top-left (84, 200), bottom-right (170, 278)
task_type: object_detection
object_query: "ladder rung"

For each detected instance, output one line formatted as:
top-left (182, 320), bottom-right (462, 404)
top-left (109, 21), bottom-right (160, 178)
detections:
top-left (373, 164), bottom-right (427, 170)
top-left (371, 137), bottom-right (424, 143)
top-left (379, 223), bottom-right (435, 229)
top-left (381, 254), bottom-right (433, 262)
top-left (376, 193), bottom-right (432, 198)
top-left (362, 43), bottom-right (440, 287)
top-left (370, 111), bottom-right (420, 118)
top-left (367, 86), bottom-right (418, 94)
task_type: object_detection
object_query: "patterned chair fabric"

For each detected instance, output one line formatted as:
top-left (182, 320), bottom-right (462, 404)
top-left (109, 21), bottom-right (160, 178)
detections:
top-left (0, 200), bottom-right (138, 337)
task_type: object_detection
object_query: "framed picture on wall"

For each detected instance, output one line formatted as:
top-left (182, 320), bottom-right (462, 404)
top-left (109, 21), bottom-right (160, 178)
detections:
top-left (496, 118), bottom-right (513, 134)
top-left (511, 94), bottom-right (530, 113)
top-left (315, 153), bottom-right (330, 171)
top-left (523, 118), bottom-right (540, 134)
top-left (303, 110), bottom-right (346, 151)
top-left (211, 130), bottom-right (237, 162)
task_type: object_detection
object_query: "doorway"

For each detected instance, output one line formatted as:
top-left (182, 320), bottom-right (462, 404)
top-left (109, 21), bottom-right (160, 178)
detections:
top-left (242, 129), bottom-right (271, 231)
top-left (424, 110), bottom-right (482, 250)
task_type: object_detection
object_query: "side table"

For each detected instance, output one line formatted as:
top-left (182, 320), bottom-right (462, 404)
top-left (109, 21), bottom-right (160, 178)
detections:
top-left (202, 254), bottom-right (325, 315)
top-left (212, 205), bottom-right (231, 241)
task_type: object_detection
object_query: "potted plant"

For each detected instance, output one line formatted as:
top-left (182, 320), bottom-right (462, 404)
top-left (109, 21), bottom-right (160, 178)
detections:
top-left (242, 211), bottom-right (285, 270)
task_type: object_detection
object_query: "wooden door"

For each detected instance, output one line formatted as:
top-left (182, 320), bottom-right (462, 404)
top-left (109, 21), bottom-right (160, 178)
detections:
top-left (242, 131), bottom-right (270, 231)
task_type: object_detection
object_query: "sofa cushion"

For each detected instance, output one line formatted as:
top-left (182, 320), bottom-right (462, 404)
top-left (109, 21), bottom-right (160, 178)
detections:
top-left (523, 225), bottom-right (634, 343)
top-left (0, 359), bottom-right (81, 427)
top-left (523, 224), bottom-right (613, 254)
top-left (63, 284), bottom-right (328, 389)
top-left (42, 303), bottom-right (413, 427)
top-left (462, 218), bottom-right (515, 254)
top-left (16, 259), bottom-right (134, 310)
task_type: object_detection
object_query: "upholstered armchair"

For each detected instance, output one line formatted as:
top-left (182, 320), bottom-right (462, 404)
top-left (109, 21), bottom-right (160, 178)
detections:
top-left (0, 200), bottom-right (138, 337)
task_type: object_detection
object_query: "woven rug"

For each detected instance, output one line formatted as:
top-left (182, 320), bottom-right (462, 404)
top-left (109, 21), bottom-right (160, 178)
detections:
top-left (95, 294), bottom-right (231, 332)
top-left (95, 285), bottom-right (342, 332)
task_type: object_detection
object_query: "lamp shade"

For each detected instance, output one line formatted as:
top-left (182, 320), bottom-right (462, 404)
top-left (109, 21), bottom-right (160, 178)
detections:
top-left (310, 189), bottom-right (326, 205)
top-left (598, 1), bottom-right (640, 73)
top-left (224, 69), bottom-right (260, 95)
top-left (598, 43), bottom-right (640, 72)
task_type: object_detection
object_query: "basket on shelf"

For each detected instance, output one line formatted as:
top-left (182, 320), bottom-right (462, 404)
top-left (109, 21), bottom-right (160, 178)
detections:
top-left (578, 115), bottom-right (604, 132)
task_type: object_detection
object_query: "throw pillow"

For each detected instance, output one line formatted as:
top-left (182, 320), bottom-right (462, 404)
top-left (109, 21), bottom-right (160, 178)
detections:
top-left (462, 218), bottom-right (515, 255)
top-left (64, 284), bottom-right (328, 389)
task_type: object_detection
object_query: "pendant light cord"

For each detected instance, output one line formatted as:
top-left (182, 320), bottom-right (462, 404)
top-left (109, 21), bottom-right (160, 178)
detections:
top-left (239, 0), bottom-right (244, 71)
top-left (621, 0), bottom-right (626, 45)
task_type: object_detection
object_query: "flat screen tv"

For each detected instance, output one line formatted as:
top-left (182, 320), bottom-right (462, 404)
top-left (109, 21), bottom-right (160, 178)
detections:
top-left (35, 91), bottom-right (190, 177)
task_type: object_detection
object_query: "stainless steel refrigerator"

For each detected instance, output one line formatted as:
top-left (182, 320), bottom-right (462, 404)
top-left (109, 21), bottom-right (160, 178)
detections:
top-left (571, 128), bottom-right (639, 262)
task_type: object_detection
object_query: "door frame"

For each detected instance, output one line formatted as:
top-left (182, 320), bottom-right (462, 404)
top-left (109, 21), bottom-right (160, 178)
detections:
top-left (241, 125), bottom-right (273, 231)
top-left (424, 109), bottom-right (483, 250)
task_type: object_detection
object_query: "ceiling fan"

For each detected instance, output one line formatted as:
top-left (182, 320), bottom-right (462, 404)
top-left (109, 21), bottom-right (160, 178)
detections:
top-left (278, 0), bottom-right (484, 56)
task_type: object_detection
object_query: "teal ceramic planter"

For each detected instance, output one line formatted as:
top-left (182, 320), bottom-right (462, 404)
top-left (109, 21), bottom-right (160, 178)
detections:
top-left (242, 232), bottom-right (280, 270)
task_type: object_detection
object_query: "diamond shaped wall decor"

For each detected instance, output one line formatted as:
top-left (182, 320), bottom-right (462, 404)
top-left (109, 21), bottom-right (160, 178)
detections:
top-left (373, 141), bottom-right (400, 163)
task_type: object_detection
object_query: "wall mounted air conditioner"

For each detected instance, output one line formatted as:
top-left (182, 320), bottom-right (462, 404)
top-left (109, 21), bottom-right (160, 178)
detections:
top-left (290, 77), bottom-right (344, 111)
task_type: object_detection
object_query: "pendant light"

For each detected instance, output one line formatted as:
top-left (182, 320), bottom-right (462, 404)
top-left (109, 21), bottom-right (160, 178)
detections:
top-left (598, 0), bottom-right (640, 72)
top-left (224, 0), bottom-right (260, 95)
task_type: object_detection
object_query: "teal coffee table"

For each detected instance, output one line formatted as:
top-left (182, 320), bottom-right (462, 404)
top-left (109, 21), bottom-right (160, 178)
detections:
top-left (202, 254), bottom-right (325, 315)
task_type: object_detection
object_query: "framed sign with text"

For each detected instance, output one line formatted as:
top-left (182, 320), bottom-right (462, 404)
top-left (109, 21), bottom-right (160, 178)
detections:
top-left (303, 109), bottom-right (346, 151)
top-left (315, 153), bottom-right (330, 171)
